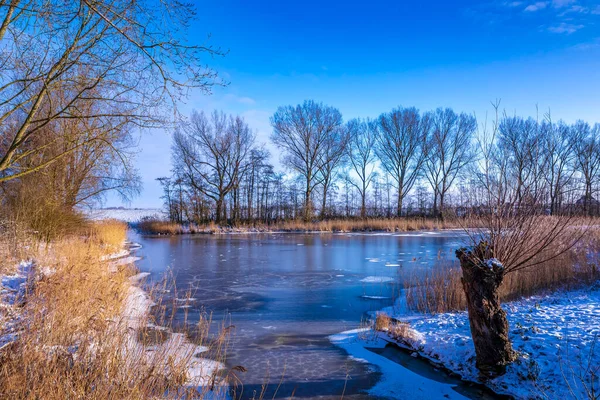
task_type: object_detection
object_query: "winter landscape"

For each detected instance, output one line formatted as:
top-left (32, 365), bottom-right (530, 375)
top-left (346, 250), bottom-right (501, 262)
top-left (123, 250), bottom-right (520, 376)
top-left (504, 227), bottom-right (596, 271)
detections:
top-left (2, 1), bottom-right (600, 399)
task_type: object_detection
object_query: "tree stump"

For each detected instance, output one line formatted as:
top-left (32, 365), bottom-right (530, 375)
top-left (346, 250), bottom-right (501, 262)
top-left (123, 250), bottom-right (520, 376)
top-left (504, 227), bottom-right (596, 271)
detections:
top-left (455, 241), bottom-right (516, 377)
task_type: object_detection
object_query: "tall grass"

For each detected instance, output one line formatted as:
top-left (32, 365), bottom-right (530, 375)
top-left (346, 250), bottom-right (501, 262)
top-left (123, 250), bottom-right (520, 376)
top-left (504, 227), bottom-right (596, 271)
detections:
top-left (137, 217), bottom-right (477, 235)
top-left (91, 219), bottom-right (128, 250)
top-left (404, 237), bottom-right (600, 314)
top-left (0, 222), bottom-right (232, 399)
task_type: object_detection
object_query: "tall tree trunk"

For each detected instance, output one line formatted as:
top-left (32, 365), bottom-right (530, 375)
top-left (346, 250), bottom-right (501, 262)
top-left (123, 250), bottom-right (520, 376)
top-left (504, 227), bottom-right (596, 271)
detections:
top-left (304, 176), bottom-right (312, 222)
top-left (439, 192), bottom-right (445, 221)
top-left (361, 190), bottom-right (366, 219)
top-left (432, 190), bottom-right (439, 218)
top-left (216, 196), bottom-right (224, 224)
top-left (586, 181), bottom-right (592, 216)
top-left (456, 242), bottom-right (515, 377)
top-left (397, 189), bottom-right (403, 217)
top-left (321, 180), bottom-right (328, 220)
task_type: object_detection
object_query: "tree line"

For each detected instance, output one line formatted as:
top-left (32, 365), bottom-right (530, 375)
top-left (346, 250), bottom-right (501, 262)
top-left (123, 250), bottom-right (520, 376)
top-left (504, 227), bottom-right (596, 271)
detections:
top-left (161, 100), bottom-right (600, 224)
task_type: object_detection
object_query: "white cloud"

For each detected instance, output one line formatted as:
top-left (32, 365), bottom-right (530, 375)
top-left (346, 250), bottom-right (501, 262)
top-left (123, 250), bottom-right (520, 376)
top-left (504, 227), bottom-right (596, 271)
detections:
top-left (548, 22), bottom-right (584, 33)
top-left (223, 93), bottom-right (256, 105)
top-left (551, 0), bottom-right (576, 8)
top-left (524, 1), bottom-right (549, 12)
top-left (572, 37), bottom-right (600, 50)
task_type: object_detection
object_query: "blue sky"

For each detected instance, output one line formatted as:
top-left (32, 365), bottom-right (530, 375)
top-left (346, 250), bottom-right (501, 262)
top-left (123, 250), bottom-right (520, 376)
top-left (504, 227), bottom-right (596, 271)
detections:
top-left (108, 0), bottom-right (600, 208)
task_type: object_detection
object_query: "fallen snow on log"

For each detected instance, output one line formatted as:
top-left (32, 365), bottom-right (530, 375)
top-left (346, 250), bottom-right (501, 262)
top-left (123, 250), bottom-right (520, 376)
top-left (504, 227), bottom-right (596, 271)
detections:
top-left (382, 284), bottom-right (600, 399)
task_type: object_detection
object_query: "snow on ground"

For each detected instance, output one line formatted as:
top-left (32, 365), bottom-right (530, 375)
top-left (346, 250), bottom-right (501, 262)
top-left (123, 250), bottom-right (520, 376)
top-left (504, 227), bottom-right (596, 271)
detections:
top-left (329, 328), bottom-right (469, 399)
top-left (106, 245), bottom-right (226, 392)
top-left (87, 208), bottom-right (166, 223)
top-left (101, 248), bottom-right (130, 260)
top-left (379, 284), bottom-right (600, 399)
top-left (0, 260), bottom-right (34, 350)
top-left (121, 277), bottom-right (225, 392)
top-left (0, 245), bottom-right (226, 396)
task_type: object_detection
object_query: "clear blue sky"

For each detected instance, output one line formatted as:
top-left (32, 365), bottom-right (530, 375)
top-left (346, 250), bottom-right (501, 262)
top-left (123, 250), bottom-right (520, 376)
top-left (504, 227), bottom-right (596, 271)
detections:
top-left (107, 0), bottom-right (600, 208)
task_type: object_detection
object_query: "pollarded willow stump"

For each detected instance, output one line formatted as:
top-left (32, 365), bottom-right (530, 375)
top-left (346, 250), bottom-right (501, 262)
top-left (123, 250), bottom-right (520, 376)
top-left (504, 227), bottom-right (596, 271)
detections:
top-left (455, 241), bottom-right (516, 377)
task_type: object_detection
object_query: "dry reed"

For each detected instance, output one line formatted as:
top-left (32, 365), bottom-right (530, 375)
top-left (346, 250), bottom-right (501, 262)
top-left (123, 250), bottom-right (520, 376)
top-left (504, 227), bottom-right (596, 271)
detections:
top-left (137, 217), bottom-right (479, 235)
top-left (0, 222), bottom-right (233, 399)
top-left (404, 236), bottom-right (600, 314)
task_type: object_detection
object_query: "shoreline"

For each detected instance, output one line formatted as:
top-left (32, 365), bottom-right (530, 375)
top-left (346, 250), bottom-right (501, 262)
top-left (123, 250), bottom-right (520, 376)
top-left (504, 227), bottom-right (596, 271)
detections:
top-left (0, 238), bottom-right (229, 398)
top-left (111, 242), bottom-right (228, 396)
top-left (330, 283), bottom-right (600, 399)
top-left (128, 216), bottom-right (474, 236)
top-left (133, 223), bottom-right (470, 236)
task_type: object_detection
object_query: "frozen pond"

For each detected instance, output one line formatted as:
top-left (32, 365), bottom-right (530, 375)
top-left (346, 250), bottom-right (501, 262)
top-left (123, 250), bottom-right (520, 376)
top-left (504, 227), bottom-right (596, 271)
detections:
top-left (130, 231), bottom-right (470, 399)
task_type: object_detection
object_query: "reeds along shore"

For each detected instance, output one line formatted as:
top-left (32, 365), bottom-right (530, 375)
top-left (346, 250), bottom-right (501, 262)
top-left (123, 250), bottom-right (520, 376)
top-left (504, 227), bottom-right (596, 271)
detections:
top-left (403, 230), bottom-right (600, 314)
top-left (137, 217), bottom-right (476, 235)
top-left (0, 219), bottom-right (231, 400)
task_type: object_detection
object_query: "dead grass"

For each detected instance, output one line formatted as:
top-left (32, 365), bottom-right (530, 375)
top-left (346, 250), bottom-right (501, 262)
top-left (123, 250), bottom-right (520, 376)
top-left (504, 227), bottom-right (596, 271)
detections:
top-left (404, 235), bottom-right (600, 314)
top-left (91, 219), bottom-right (128, 250)
top-left (374, 313), bottom-right (418, 342)
top-left (138, 219), bottom-right (188, 235)
top-left (137, 217), bottom-right (478, 235)
top-left (0, 222), bottom-right (233, 399)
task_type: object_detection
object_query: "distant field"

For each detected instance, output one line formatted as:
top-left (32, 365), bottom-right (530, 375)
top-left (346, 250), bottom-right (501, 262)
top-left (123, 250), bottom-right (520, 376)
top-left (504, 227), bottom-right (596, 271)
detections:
top-left (87, 208), bottom-right (166, 223)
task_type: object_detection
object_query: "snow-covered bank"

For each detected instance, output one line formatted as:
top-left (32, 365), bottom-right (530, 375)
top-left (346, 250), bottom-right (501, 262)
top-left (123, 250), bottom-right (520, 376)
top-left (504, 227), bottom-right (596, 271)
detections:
top-left (0, 243), bottom-right (227, 397)
top-left (371, 285), bottom-right (600, 399)
top-left (105, 244), bottom-right (227, 393)
top-left (329, 329), bottom-right (470, 399)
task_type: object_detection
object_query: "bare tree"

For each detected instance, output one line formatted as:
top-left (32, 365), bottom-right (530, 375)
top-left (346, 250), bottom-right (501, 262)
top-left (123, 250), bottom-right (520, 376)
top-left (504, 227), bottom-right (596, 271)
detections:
top-left (574, 122), bottom-right (600, 216)
top-left (541, 119), bottom-right (576, 215)
top-left (375, 107), bottom-right (430, 217)
top-left (172, 111), bottom-right (255, 223)
top-left (497, 115), bottom-right (545, 207)
top-left (425, 108), bottom-right (476, 218)
top-left (0, 0), bottom-right (224, 183)
top-left (270, 100), bottom-right (343, 220)
top-left (345, 118), bottom-right (377, 218)
top-left (457, 105), bottom-right (584, 376)
top-left (318, 123), bottom-right (349, 218)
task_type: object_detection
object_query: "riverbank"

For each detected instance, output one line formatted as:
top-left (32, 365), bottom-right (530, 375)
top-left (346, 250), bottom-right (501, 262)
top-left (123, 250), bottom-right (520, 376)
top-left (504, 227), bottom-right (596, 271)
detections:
top-left (135, 217), bottom-right (474, 235)
top-left (0, 221), bottom-right (228, 399)
top-left (334, 284), bottom-right (600, 399)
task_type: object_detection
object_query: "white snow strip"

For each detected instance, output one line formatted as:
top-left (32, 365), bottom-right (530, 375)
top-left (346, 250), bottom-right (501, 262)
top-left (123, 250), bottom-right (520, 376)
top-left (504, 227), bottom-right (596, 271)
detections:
top-left (110, 256), bottom-right (142, 267)
top-left (329, 329), bottom-right (468, 399)
top-left (101, 248), bottom-right (130, 260)
top-left (361, 276), bottom-right (395, 283)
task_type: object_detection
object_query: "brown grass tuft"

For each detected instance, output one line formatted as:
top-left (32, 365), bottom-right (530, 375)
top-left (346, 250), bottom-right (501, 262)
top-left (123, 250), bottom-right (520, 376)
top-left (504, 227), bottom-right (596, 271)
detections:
top-left (0, 222), bottom-right (232, 399)
top-left (374, 313), bottom-right (417, 342)
top-left (91, 219), bottom-right (128, 250)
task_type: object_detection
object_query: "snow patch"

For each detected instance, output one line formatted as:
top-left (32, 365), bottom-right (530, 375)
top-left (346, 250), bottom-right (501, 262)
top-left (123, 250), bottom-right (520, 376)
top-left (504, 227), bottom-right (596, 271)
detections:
top-left (383, 285), bottom-right (600, 399)
top-left (329, 329), bottom-right (468, 399)
top-left (361, 276), bottom-right (395, 283)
